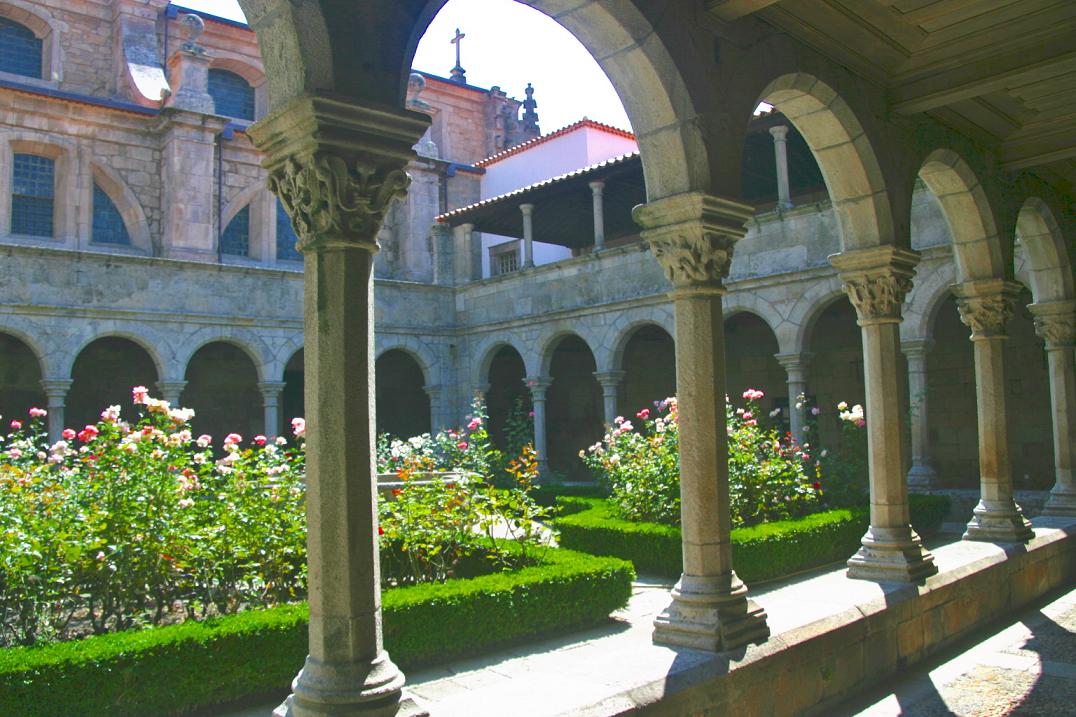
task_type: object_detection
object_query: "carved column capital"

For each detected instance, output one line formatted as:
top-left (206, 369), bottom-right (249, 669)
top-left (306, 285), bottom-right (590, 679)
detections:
top-left (900, 339), bottom-right (935, 362)
top-left (247, 94), bottom-right (430, 254)
top-left (829, 246), bottom-right (920, 324)
top-left (39, 378), bottom-right (73, 401)
top-left (258, 381), bottom-right (287, 403)
top-left (1029, 300), bottom-right (1076, 349)
top-left (524, 375), bottom-right (553, 400)
top-left (953, 280), bottom-right (1022, 340)
top-left (593, 371), bottom-right (626, 389)
top-left (633, 193), bottom-right (754, 293)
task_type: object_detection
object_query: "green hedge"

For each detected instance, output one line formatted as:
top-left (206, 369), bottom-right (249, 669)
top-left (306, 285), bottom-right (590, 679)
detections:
top-left (0, 548), bottom-right (633, 717)
top-left (555, 494), bottom-right (951, 580)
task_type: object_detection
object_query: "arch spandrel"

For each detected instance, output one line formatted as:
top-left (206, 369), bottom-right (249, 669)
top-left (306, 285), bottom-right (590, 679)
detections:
top-left (1016, 197), bottom-right (1073, 304)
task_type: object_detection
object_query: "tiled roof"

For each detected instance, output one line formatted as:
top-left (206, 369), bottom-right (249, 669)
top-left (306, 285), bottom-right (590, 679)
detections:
top-left (474, 118), bottom-right (636, 168)
top-left (437, 152), bottom-right (640, 222)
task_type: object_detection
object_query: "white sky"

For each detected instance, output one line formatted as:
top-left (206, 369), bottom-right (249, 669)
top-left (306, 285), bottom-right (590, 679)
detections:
top-left (175, 0), bottom-right (632, 133)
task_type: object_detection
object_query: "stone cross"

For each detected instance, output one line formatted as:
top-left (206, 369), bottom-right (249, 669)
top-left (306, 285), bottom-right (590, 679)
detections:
top-left (450, 28), bottom-right (467, 83)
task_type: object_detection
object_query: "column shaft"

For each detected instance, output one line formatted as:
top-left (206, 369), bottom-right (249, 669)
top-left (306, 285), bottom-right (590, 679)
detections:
top-left (769, 125), bottom-right (792, 210)
top-left (589, 181), bottom-right (606, 250)
top-left (831, 246), bottom-right (936, 582)
top-left (1031, 301), bottom-right (1076, 515)
top-left (526, 377), bottom-right (551, 475)
top-left (775, 353), bottom-right (811, 443)
top-left (955, 281), bottom-right (1033, 542)
top-left (634, 192), bottom-right (768, 652)
top-left (259, 381), bottom-right (286, 438)
top-left (520, 203), bottom-right (535, 268)
top-left (40, 379), bottom-right (72, 444)
top-left (903, 341), bottom-right (937, 490)
top-left (593, 371), bottom-right (624, 426)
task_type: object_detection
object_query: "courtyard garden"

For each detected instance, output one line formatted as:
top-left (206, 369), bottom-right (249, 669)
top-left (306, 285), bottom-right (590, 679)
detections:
top-left (0, 386), bottom-right (947, 716)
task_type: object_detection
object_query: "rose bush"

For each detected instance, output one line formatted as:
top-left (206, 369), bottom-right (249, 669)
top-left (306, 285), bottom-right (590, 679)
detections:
top-left (582, 390), bottom-right (823, 527)
top-left (1, 392), bottom-right (550, 647)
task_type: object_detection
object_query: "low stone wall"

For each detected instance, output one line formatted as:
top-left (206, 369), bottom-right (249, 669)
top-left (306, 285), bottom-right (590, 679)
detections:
top-left (623, 519), bottom-right (1076, 716)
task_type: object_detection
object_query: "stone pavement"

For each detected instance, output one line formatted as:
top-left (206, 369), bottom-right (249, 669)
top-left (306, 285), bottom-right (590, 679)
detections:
top-left (218, 518), bottom-right (1075, 717)
top-left (835, 587), bottom-right (1076, 717)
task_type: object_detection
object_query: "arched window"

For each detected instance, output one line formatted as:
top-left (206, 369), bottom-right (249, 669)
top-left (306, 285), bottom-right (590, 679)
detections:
top-left (92, 185), bottom-right (129, 245)
top-left (221, 205), bottom-right (250, 256)
top-left (0, 17), bottom-right (42, 79)
top-left (276, 199), bottom-right (301, 261)
top-left (11, 153), bottom-right (53, 237)
top-left (208, 69), bottom-right (255, 121)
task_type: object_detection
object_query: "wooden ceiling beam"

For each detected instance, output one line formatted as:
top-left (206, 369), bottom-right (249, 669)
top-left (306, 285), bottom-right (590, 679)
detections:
top-left (706, 0), bottom-right (784, 22)
top-left (891, 47), bottom-right (1076, 114)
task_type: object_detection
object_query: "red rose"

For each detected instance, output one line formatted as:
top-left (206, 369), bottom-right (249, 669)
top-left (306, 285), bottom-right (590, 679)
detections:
top-left (813, 482), bottom-right (822, 490)
top-left (378, 526), bottom-right (385, 536)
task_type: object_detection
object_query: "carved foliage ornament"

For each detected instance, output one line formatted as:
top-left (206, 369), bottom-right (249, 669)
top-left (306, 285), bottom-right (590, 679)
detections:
top-left (842, 274), bottom-right (913, 321)
top-left (648, 232), bottom-right (735, 288)
top-left (957, 294), bottom-right (1015, 338)
top-left (267, 153), bottom-right (410, 253)
top-left (1033, 314), bottom-right (1076, 348)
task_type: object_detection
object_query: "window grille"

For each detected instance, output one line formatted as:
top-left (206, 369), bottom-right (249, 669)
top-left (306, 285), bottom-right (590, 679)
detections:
top-left (208, 69), bottom-right (255, 121)
top-left (221, 205), bottom-right (250, 256)
top-left (490, 241), bottom-right (520, 276)
top-left (11, 153), bottom-right (54, 237)
top-left (0, 18), bottom-right (42, 79)
top-left (276, 200), bottom-right (302, 261)
top-left (92, 185), bottom-right (130, 245)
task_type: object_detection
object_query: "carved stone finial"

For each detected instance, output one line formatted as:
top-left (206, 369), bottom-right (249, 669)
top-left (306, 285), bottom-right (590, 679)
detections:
top-left (180, 13), bottom-right (207, 55)
top-left (267, 154), bottom-right (410, 253)
top-left (633, 193), bottom-right (754, 291)
top-left (952, 280), bottom-right (1022, 340)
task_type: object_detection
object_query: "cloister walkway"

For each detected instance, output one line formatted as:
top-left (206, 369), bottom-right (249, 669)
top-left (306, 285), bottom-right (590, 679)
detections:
top-left (224, 516), bottom-right (1074, 717)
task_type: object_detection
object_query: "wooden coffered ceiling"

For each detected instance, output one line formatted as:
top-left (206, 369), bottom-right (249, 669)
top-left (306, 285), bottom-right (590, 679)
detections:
top-left (709, 0), bottom-right (1076, 190)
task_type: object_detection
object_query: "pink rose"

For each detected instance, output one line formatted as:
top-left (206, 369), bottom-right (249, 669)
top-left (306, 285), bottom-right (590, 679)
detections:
top-left (253, 435), bottom-right (267, 446)
top-left (291, 417), bottom-right (306, 438)
top-left (132, 386), bottom-right (149, 404)
top-left (224, 433), bottom-right (242, 445)
top-left (467, 417), bottom-right (482, 431)
top-left (62, 428), bottom-right (76, 441)
top-left (636, 408), bottom-right (650, 419)
top-left (9, 420), bottom-right (22, 430)
top-left (28, 407), bottom-right (47, 418)
top-left (457, 441), bottom-right (469, 450)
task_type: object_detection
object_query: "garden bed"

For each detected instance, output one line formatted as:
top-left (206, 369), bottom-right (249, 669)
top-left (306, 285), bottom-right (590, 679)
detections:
top-left (0, 546), bottom-right (633, 717)
top-left (554, 495), bottom-right (951, 580)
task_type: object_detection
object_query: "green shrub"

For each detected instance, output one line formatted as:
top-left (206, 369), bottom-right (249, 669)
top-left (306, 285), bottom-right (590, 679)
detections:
top-left (555, 495), bottom-right (951, 580)
top-left (0, 547), bottom-right (633, 717)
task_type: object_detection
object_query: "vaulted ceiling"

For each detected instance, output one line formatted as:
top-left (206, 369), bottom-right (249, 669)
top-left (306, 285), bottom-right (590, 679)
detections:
top-left (709, 0), bottom-right (1076, 190)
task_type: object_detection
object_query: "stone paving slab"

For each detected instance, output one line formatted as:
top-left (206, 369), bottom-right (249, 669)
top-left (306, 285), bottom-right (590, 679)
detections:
top-left (840, 589), bottom-right (1076, 716)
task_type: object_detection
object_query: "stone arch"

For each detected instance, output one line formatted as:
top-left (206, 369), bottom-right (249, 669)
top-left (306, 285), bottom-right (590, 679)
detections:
top-left (615, 322), bottom-right (676, 417)
top-left (237, 0), bottom-right (709, 200)
top-left (474, 338), bottom-right (528, 388)
top-left (0, 321), bottom-right (48, 375)
top-left (481, 343), bottom-right (530, 451)
top-left (182, 340), bottom-right (263, 441)
top-left (0, 0), bottom-right (64, 84)
top-left (786, 276), bottom-right (847, 354)
top-left (756, 73), bottom-right (893, 251)
top-left (219, 181), bottom-right (268, 261)
top-left (544, 332), bottom-right (602, 480)
top-left (89, 161), bottom-right (152, 253)
top-left (723, 310), bottom-right (785, 414)
top-left (375, 348), bottom-right (431, 438)
top-left (64, 330), bottom-right (165, 380)
top-left (917, 149), bottom-right (1006, 282)
top-left (1016, 197), bottom-right (1073, 304)
top-left (376, 336), bottom-right (439, 386)
top-left (208, 56), bottom-right (267, 120)
top-left (538, 327), bottom-right (601, 377)
top-left (903, 259), bottom-right (958, 340)
top-left (175, 330), bottom-right (269, 383)
top-left (66, 335), bottom-right (161, 429)
top-left (0, 328), bottom-right (46, 423)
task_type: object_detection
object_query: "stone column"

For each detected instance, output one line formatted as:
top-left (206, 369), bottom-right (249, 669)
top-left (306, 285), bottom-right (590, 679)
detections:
top-left (589, 180), bottom-right (606, 251)
top-left (156, 380), bottom-right (187, 407)
top-left (593, 370), bottom-right (625, 425)
top-left (520, 203), bottom-right (535, 268)
top-left (902, 339), bottom-right (938, 490)
top-left (829, 246), bottom-right (937, 582)
top-left (768, 125), bottom-right (793, 210)
top-left (1030, 300), bottom-right (1076, 516)
top-left (526, 376), bottom-right (552, 475)
top-left (953, 280), bottom-right (1034, 542)
top-left (633, 192), bottom-right (769, 651)
top-left (455, 222), bottom-right (479, 282)
top-left (158, 109), bottom-right (228, 261)
top-left (249, 94), bottom-right (430, 717)
top-left (774, 353), bottom-right (812, 442)
top-left (259, 381), bottom-right (287, 438)
top-left (423, 384), bottom-right (443, 433)
top-left (430, 222), bottom-right (453, 285)
top-left (39, 378), bottom-right (72, 443)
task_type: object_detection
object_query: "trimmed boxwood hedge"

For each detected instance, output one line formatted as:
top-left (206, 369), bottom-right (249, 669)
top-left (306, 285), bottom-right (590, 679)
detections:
top-left (555, 494), bottom-right (951, 580)
top-left (0, 547), bottom-right (633, 717)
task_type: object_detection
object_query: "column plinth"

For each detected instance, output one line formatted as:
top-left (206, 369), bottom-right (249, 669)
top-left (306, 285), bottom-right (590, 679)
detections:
top-left (902, 339), bottom-right (937, 490)
top-left (1030, 301), bottom-right (1076, 516)
top-left (634, 192), bottom-right (769, 651)
top-left (593, 370), bottom-right (625, 426)
top-left (955, 280), bottom-right (1033, 543)
top-left (830, 246), bottom-right (937, 582)
top-left (250, 93), bottom-right (430, 717)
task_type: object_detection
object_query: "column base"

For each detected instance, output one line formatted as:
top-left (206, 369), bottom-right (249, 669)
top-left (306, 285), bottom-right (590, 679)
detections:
top-left (1041, 481), bottom-right (1076, 517)
top-left (963, 499), bottom-right (1034, 542)
top-left (907, 462), bottom-right (937, 491)
top-left (846, 526), bottom-right (937, 583)
top-left (273, 652), bottom-right (428, 717)
top-left (652, 573), bottom-right (769, 652)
